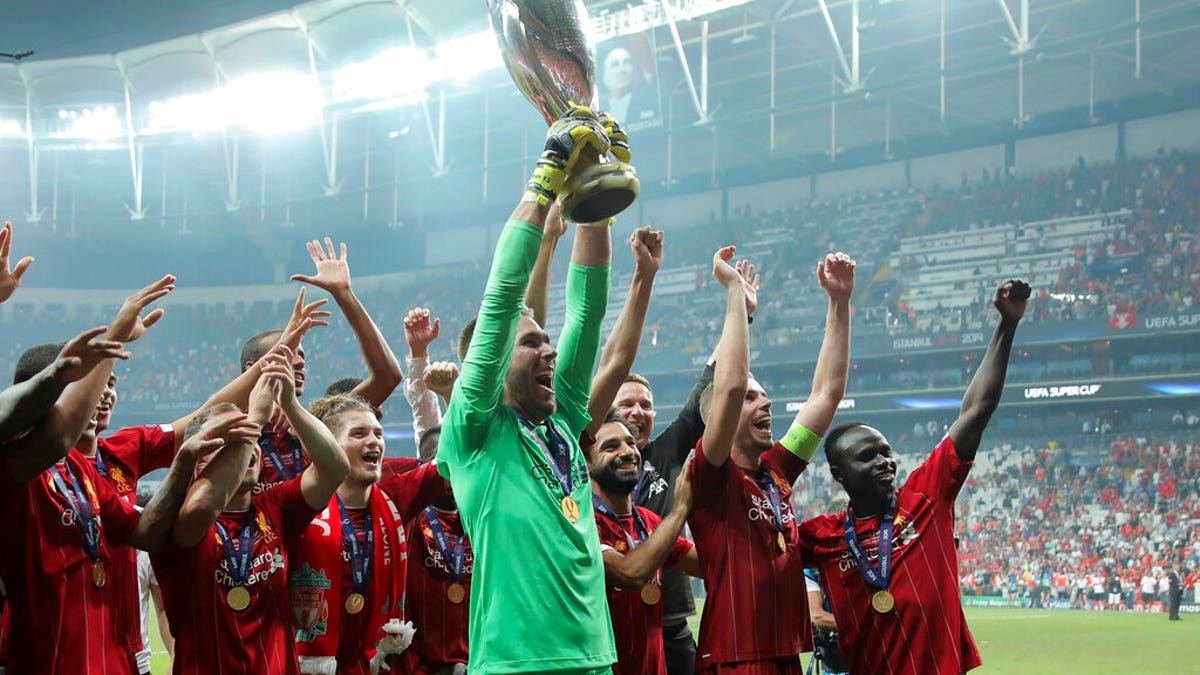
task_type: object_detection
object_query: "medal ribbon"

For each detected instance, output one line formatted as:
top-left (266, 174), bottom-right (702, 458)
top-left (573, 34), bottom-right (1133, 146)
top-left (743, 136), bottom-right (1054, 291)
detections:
top-left (516, 411), bottom-right (574, 497)
top-left (424, 506), bottom-right (466, 584)
top-left (591, 498), bottom-right (659, 585)
top-left (215, 513), bottom-right (258, 588)
top-left (50, 463), bottom-right (101, 562)
top-left (755, 470), bottom-right (787, 535)
top-left (93, 451), bottom-right (109, 479)
top-left (259, 432), bottom-right (304, 481)
top-left (336, 496), bottom-right (374, 594)
top-left (591, 497), bottom-right (650, 550)
top-left (843, 494), bottom-right (896, 591)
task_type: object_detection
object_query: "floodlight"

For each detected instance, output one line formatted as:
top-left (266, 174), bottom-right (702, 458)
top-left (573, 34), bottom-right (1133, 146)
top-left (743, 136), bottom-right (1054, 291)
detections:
top-left (433, 31), bottom-right (504, 81)
top-left (58, 106), bottom-right (122, 140)
top-left (0, 119), bottom-right (23, 137)
top-left (332, 47), bottom-right (429, 103)
top-left (226, 72), bottom-right (323, 134)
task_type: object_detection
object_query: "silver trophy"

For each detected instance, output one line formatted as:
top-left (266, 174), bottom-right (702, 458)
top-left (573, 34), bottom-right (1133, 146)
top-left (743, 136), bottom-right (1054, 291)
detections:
top-left (488, 0), bottom-right (640, 223)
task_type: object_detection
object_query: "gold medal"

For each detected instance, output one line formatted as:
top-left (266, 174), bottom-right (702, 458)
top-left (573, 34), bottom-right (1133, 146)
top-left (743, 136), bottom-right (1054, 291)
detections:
top-left (227, 586), bottom-right (251, 612)
top-left (560, 496), bottom-right (580, 523)
top-left (640, 584), bottom-right (662, 605)
top-left (447, 582), bottom-right (466, 604)
top-left (777, 531), bottom-right (787, 552)
top-left (91, 561), bottom-right (107, 588)
top-left (871, 589), bottom-right (895, 613)
top-left (345, 592), bottom-right (365, 615)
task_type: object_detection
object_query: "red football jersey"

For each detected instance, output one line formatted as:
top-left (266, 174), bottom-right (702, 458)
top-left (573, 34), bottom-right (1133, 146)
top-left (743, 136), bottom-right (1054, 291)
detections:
top-left (0, 452), bottom-right (142, 675)
top-left (798, 435), bottom-right (982, 675)
top-left (404, 507), bottom-right (473, 675)
top-left (377, 460), bottom-right (447, 522)
top-left (152, 477), bottom-right (318, 675)
top-left (595, 505), bottom-right (693, 675)
top-left (254, 430), bottom-right (309, 494)
top-left (83, 424), bottom-right (177, 657)
top-left (688, 441), bottom-right (810, 669)
top-left (334, 507), bottom-right (378, 675)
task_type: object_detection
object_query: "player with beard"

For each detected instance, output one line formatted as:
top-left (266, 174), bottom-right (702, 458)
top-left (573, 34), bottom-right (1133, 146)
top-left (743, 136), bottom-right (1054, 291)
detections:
top-left (798, 279), bottom-right (1029, 675)
top-left (439, 106), bottom-right (620, 675)
top-left (587, 409), bottom-right (702, 675)
top-left (404, 426), bottom-right (474, 675)
top-left (292, 395), bottom-right (446, 674)
top-left (243, 236), bottom-right (402, 492)
top-left (688, 252), bottom-right (854, 675)
top-left (0, 277), bottom-right (231, 675)
top-left (152, 348), bottom-right (349, 675)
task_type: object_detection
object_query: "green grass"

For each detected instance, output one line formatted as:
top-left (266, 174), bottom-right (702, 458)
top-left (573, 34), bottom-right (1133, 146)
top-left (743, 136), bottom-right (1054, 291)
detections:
top-left (687, 604), bottom-right (1199, 674)
top-left (146, 603), bottom-right (1198, 673)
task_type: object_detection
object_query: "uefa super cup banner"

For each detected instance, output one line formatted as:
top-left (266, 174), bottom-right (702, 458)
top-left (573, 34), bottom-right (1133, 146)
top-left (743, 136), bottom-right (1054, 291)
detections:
top-left (488, 0), bottom-right (641, 223)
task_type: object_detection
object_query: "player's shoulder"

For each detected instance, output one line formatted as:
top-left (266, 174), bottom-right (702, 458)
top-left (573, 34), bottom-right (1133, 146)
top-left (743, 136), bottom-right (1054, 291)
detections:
top-left (798, 512), bottom-right (843, 537)
top-left (634, 505), bottom-right (664, 528)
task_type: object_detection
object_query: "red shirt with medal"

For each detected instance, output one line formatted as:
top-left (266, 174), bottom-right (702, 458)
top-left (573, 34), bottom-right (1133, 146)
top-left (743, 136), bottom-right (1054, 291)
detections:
top-left (798, 435), bottom-right (982, 675)
top-left (0, 452), bottom-right (142, 674)
top-left (687, 440), bottom-right (810, 669)
top-left (594, 505), bottom-right (692, 675)
top-left (253, 429), bottom-right (308, 494)
top-left (151, 477), bottom-right (318, 675)
top-left (82, 424), bottom-right (177, 660)
top-left (404, 506), bottom-right (473, 675)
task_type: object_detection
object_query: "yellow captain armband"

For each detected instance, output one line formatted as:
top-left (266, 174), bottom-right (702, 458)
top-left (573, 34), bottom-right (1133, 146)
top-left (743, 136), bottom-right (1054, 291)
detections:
top-left (780, 422), bottom-right (821, 462)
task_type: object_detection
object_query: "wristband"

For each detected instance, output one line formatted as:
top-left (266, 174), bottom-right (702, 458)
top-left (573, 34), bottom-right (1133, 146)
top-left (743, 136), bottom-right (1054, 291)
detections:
top-left (780, 421), bottom-right (820, 462)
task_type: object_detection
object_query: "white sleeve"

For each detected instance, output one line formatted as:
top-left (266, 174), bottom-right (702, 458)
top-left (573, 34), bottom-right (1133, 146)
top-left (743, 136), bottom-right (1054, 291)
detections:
top-left (404, 355), bottom-right (443, 448)
top-left (805, 575), bottom-right (822, 594)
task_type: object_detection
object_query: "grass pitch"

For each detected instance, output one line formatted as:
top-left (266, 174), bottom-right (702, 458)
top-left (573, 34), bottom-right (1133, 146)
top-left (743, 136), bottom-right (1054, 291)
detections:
top-left (146, 604), bottom-right (1198, 673)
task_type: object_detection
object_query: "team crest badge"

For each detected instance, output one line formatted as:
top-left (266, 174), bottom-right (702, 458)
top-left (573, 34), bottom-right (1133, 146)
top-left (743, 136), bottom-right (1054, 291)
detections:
top-left (290, 563), bottom-right (332, 642)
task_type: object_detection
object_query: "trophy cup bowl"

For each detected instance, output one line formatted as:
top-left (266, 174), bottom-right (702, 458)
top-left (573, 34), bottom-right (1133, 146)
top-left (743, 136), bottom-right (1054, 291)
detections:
top-left (488, 0), bottom-right (640, 223)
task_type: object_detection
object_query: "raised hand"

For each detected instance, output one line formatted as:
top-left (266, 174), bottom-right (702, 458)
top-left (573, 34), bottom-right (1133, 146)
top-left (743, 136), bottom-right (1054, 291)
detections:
top-left (545, 202), bottom-right (569, 240)
top-left (712, 246), bottom-right (741, 289)
top-left (735, 258), bottom-right (760, 316)
top-left (817, 252), bottom-right (856, 303)
top-left (0, 221), bottom-right (34, 303)
top-left (179, 411), bottom-right (260, 462)
top-left (47, 326), bottom-right (130, 384)
top-left (262, 346), bottom-right (299, 410)
top-left (596, 111), bottom-right (631, 163)
top-left (630, 226), bottom-right (664, 275)
top-left (994, 278), bottom-right (1031, 322)
top-left (278, 287), bottom-right (331, 351)
top-left (403, 307), bottom-right (441, 358)
top-left (290, 237), bottom-right (352, 297)
top-left (109, 275), bottom-right (175, 342)
top-left (423, 360), bottom-right (461, 402)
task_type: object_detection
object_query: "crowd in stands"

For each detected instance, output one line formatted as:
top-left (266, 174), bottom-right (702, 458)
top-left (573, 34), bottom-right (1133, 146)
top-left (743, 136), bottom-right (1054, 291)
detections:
top-left (3, 149), bottom-right (1199, 414)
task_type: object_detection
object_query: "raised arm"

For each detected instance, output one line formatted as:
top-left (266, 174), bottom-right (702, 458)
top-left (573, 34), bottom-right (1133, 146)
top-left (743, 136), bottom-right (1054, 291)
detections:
top-left (554, 220), bottom-right (612, 436)
top-left (947, 278), bottom-right (1029, 462)
top-left (3, 276), bottom-right (173, 482)
top-left (262, 346), bottom-right (350, 509)
top-left (0, 327), bottom-right (127, 443)
top-left (136, 411), bottom-right (259, 551)
top-left (171, 410), bottom-right (262, 547)
top-left (0, 220), bottom-right (34, 304)
top-left (603, 456), bottom-right (692, 588)
top-left (699, 248), bottom-right (750, 468)
top-left (583, 227), bottom-right (662, 439)
top-left (525, 203), bottom-right (568, 328)
top-left (450, 107), bottom-right (612, 447)
top-left (291, 237), bottom-right (402, 407)
top-left (790, 253), bottom-right (855, 440)
top-left (403, 307), bottom-right (445, 445)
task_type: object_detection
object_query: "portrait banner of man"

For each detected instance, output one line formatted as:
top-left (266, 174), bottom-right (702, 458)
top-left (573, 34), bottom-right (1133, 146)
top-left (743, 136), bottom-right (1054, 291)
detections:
top-left (599, 32), bottom-right (662, 132)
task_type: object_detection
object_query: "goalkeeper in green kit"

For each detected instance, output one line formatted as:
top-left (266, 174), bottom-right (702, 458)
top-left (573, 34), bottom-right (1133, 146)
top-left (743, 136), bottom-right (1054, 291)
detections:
top-left (437, 106), bottom-right (627, 674)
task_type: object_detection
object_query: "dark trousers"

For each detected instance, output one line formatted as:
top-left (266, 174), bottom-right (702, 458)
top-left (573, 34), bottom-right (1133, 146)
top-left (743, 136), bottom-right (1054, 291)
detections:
top-left (664, 620), bottom-right (697, 675)
top-left (1169, 592), bottom-right (1183, 620)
